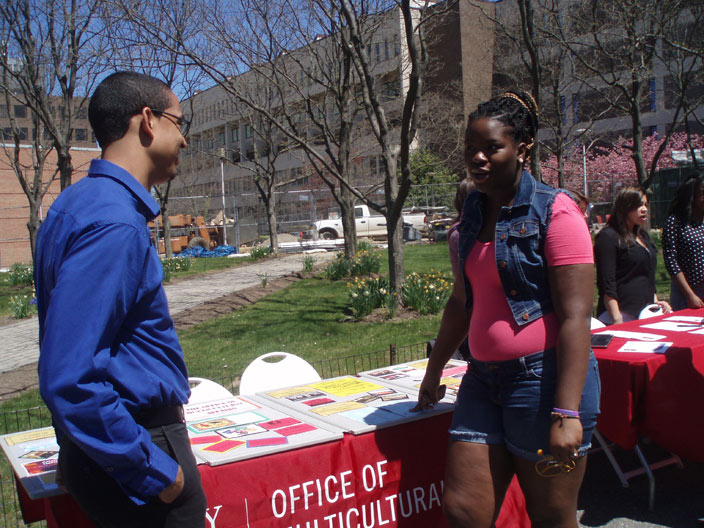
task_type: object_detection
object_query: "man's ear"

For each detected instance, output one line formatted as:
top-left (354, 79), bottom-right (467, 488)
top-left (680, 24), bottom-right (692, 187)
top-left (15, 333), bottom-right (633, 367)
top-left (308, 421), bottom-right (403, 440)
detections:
top-left (139, 107), bottom-right (157, 142)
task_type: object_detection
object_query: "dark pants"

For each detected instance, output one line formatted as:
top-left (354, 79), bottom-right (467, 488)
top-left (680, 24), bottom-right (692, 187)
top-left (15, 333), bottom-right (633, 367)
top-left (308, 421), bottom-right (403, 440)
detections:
top-left (58, 423), bottom-right (206, 528)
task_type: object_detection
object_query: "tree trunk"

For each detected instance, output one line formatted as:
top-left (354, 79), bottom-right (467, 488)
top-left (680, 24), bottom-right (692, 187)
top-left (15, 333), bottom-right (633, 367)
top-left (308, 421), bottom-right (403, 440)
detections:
top-left (58, 150), bottom-right (74, 191)
top-left (267, 196), bottom-right (279, 254)
top-left (27, 201), bottom-right (41, 264)
top-left (387, 214), bottom-right (404, 305)
top-left (162, 207), bottom-right (173, 258)
top-left (340, 187), bottom-right (357, 258)
top-left (630, 85), bottom-right (647, 188)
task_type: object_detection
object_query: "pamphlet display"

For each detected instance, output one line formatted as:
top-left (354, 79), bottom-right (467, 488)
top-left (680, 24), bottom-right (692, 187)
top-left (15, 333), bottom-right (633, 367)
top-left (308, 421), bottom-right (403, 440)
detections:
top-left (0, 427), bottom-right (61, 499)
top-left (253, 375), bottom-right (455, 435)
top-left (358, 359), bottom-right (468, 400)
top-left (184, 395), bottom-right (343, 466)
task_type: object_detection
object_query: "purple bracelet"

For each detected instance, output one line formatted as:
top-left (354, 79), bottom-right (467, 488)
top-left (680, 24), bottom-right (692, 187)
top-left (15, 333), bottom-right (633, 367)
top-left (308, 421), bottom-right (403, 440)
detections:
top-left (552, 407), bottom-right (580, 418)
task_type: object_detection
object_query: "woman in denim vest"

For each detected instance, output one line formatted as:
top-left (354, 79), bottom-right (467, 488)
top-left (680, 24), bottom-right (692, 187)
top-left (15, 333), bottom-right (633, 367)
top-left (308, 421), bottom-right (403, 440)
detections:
top-left (416, 91), bottom-right (600, 527)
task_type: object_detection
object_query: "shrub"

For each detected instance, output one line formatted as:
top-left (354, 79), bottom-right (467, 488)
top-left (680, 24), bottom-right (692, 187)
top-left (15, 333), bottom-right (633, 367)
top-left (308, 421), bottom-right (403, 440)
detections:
top-left (346, 276), bottom-right (390, 318)
top-left (325, 253), bottom-right (351, 280)
top-left (357, 240), bottom-right (373, 252)
top-left (302, 255), bottom-right (315, 273)
top-left (402, 270), bottom-right (452, 315)
top-left (326, 249), bottom-right (381, 280)
top-left (9, 263), bottom-right (33, 286)
top-left (349, 250), bottom-right (381, 276)
top-left (161, 257), bottom-right (192, 282)
top-left (250, 245), bottom-right (272, 260)
top-left (10, 295), bottom-right (36, 319)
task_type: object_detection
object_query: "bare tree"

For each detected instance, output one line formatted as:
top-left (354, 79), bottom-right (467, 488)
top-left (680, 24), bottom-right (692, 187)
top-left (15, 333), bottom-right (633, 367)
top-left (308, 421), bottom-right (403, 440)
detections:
top-left (556, 0), bottom-right (700, 189)
top-left (105, 0), bottom-right (207, 256)
top-left (0, 0), bottom-right (103, 192)
top-left (335, 0), bottom-right (441, 296)
top-left (0, 46), bottom-right (57, 260)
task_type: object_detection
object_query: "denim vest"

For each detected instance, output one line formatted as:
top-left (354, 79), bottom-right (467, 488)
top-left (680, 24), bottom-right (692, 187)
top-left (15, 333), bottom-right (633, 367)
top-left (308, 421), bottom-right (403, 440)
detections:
top-left (458, 171), bottom-right (565, 326)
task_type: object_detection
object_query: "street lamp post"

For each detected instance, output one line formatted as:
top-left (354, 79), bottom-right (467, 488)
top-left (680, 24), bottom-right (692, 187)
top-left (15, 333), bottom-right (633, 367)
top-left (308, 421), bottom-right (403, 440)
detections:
top-left (219, 147), bottom-right (228, 246)
top-left (582, 142), bottom-right (587, 196)
top-left (576, 128), bottom-right (588, 196)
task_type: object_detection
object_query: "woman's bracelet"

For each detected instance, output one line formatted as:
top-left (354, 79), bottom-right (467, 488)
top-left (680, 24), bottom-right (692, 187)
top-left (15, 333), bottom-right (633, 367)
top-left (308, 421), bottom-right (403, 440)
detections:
top-left (552, 407), bottom-right (580, 418)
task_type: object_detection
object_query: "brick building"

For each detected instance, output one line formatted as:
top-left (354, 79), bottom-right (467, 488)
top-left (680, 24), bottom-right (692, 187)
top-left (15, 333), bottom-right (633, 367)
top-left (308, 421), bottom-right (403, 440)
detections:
top-left (0, 146), bottom-right (98, 267)
top-left (0, 92), bottom-right (98, 267)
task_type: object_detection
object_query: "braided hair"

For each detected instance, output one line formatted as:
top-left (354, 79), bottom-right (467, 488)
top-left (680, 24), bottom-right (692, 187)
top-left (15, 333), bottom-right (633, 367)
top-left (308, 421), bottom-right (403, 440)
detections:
top-left (466, 90), bottom-right (539, 150)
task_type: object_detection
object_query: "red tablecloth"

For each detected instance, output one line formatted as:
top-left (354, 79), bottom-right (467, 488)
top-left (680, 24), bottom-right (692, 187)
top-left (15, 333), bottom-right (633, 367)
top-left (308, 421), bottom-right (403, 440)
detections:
top-left (593, 308), bottom-right (704, 462)
top-left (18, 413), bottom-right (529, 527)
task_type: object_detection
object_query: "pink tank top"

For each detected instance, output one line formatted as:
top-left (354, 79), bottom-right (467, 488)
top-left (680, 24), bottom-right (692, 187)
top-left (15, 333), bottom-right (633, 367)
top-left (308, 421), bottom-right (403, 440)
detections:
top-left (466, 193), bottom-right (593, 361)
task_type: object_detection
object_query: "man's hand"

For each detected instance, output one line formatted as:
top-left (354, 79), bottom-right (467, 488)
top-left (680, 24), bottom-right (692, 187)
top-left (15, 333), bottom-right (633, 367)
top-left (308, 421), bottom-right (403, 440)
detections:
top-left (158, 466), bottom-right (184, 504)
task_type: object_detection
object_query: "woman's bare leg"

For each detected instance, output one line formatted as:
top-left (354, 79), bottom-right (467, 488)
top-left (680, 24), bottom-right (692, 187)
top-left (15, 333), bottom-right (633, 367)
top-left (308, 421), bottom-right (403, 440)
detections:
top-left (443, 440), bottom-right (515, 528)
top-left (514, 455), bottom-right (587, 528)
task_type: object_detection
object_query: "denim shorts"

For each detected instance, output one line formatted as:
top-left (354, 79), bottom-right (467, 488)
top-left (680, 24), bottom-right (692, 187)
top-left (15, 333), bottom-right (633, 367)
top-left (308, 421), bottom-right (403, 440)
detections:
top-left (449, 349), bottom-right (601, 461)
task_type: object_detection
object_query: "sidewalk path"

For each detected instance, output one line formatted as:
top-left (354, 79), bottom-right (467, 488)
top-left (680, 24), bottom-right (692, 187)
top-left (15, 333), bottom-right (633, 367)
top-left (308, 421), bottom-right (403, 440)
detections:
top-left (0, 252), bottom-right (335, 375)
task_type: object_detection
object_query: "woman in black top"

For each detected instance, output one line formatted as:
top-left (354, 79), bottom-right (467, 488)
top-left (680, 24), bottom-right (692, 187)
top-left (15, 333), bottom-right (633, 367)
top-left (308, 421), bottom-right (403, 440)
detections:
top-left (662, 172), bottom-right (704, 310)
top-left (594, 186), bottom-right (671, 324)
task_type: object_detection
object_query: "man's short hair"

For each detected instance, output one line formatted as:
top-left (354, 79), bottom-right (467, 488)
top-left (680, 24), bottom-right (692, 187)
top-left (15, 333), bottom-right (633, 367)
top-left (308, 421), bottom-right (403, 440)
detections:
top-left (88, 72), bottom-right (173, 148)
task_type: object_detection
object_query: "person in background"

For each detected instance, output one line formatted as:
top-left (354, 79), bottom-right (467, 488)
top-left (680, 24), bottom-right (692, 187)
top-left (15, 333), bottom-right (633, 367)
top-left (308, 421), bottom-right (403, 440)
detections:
top-left (34, 72), bottom-right (206, 528)
top-left (662, 172), bottom-right (704, 310)
top-left (568, 188), bottom-right (592, 227)
top-left (594, 186), bottom-right (671, 324)
top-left (416, 90), bottom-right (599, 528)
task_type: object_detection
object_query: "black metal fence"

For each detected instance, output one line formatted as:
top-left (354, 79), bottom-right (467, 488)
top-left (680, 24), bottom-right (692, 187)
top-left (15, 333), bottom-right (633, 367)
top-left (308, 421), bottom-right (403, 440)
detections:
top-left (0, 342), bottom-right (429, 527)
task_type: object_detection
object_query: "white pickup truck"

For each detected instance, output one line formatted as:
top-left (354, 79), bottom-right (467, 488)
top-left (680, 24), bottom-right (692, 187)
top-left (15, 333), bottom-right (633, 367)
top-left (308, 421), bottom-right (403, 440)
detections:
top-left (312, 205), bottom-right (426, 240)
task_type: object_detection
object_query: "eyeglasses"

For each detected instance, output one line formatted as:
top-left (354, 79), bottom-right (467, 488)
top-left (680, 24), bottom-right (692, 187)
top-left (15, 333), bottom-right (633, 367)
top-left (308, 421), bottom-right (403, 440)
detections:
top-left (152, 109), bottom-right (191, 137)
top-left (534, 453), bottom-right (576, 478)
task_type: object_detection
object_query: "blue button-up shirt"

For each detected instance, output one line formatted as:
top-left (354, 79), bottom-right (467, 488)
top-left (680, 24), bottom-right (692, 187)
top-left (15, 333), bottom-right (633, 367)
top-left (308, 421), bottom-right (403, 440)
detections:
top-left (35, 159), bottom-right (190, 502)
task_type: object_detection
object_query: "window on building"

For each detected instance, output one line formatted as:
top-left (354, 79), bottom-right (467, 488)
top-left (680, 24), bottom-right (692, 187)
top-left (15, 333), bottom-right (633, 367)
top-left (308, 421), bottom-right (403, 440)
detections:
top-left (19, 127), bottom-right (28, 140)
top-left (559, 96), bottom-right (566, 125)
top-left (14, 105), bottom-right (27, 118)
top-left (219, 131), bottom-right (225, 145)
top-left (385, 41), bottom-right (390, 61)
top-left (245, 124), bottom-right (253, 138)
top-left (75, 128), bottom-right (87, 141)
top-left (394, 38), bottom-right (400, 57)
top-left (206, 138), bottom-right (214, 149)
top-left (649, 79), bottom-right (657, 112)
top-left (381, 80), bottom-right (400, 101)
top-left (232, 127), bottom-right (239, 142)
top-left (572, 94), bottom-right (579, 124)
top-left (375, 43), bottom-right (381, 62)
top-left (231, 151), bottom-right (241, 163)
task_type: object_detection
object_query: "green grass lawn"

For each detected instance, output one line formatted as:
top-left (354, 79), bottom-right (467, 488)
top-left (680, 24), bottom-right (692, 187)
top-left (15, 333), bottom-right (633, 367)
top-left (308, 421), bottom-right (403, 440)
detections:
top-left (0, 241), bottom-right (673, 415)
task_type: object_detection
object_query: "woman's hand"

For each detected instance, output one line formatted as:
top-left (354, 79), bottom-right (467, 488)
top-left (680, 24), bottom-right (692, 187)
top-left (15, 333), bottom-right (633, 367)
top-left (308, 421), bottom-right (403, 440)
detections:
top-left (657, 300), bottom-right (673, 314)
top-left (549, 418), bottom-right (583, 465)
top-left (686, 293), bottom-right (704, 309)
top-left (412, 373), bottom-right (444, 411)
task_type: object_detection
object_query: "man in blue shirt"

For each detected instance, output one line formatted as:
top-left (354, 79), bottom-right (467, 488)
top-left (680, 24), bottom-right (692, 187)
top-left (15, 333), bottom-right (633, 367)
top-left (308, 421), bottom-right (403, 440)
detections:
top-left (34, 72), bottom-right (206, 527)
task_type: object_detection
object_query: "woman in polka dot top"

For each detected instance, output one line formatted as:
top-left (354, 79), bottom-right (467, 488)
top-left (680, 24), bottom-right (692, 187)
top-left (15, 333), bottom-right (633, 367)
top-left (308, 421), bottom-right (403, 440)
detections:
top-left (662, 172), bottom-right (704, 310)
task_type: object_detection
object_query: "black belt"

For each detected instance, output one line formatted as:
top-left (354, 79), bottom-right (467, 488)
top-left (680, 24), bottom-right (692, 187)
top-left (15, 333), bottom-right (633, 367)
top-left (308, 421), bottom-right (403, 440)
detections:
top-left (134, 405), bottom-right (185, 429)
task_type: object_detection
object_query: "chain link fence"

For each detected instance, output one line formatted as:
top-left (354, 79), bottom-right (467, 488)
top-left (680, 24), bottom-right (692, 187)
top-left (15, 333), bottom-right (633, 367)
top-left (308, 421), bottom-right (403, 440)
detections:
top-left (161, 183), bottom-right (458, 248)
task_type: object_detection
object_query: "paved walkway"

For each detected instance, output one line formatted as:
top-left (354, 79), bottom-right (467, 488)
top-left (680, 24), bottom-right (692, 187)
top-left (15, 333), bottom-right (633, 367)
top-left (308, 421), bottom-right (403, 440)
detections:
top-left (0, 251), bottom-right (335, 374)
